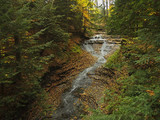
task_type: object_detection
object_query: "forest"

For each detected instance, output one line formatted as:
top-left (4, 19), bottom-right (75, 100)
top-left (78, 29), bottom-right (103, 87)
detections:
top-left (0, 0), bottom-right (159, 120)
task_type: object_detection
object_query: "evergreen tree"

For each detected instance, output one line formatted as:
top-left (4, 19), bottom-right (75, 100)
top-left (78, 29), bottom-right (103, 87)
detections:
top-left (53, 0), bottom-right (83, 33)
top-left (0, 0), bottom-right (68, 119)
top-left (89, 0), bottom-right (160, 119)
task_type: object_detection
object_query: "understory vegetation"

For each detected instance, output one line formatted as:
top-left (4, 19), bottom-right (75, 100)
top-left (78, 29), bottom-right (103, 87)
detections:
top-left (88, 0), bottom-right (160, 120)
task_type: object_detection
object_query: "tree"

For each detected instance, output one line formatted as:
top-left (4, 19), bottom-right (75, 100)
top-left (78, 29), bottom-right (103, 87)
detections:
top-left (95, 0), bottom-right (98, 7)
top-left (89, 0), bottom-right (160, 119)
top-left (54, 0), bottom-right (97, 35)
top-left (106, 0), bottom-right (160, 119)
top-left (0, 0), bottom-right (68, 119)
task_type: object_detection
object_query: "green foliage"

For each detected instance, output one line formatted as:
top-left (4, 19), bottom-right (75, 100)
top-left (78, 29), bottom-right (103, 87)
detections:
top-left (53, 0), bottom-right (83, 33)
top-left (105, 49), bottom-right (122, 69)
top-left (71, 45), bottom-right (81, 53)
top-left (106, 0), bottom-right (160, 37)
top-left (89, 0), bottom-right (160, 120)
top-left (0, 0), bottom-right (69, 119)
top-left (0, 0), bottom-right (95, 119)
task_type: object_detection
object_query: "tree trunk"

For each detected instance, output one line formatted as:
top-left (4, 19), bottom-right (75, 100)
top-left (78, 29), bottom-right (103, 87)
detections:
top-left (102, 0), bottom-right (105, 16)
top-left (95, 0), bottom-right (98, 7)
top-left (106, 0), bottom-right (109, 16)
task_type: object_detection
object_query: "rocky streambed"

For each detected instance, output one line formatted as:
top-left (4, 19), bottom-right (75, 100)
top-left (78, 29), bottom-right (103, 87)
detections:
top-left (27, 34), bottom-right (121, 120)
top-left (50, 34), bottom-right (121, 120)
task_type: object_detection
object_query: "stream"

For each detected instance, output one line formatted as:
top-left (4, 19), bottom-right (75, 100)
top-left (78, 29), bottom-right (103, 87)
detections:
top-left (52, 34), bottom-right (115, 120)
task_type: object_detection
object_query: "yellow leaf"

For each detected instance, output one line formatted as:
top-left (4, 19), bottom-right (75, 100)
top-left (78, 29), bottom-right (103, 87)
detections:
top-left (146, 90), bottom-right (155, 96)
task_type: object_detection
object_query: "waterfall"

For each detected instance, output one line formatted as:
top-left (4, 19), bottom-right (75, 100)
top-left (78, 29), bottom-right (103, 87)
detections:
top-left (52, 34), bottom-right (114, 120)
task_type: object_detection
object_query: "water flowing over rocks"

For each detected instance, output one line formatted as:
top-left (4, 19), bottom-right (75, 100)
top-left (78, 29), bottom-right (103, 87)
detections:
top-left (51, 34), bottom-right (121, 120)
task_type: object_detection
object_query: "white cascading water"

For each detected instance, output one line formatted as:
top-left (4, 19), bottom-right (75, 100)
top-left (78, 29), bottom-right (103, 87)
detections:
top-left (53, 34), bottom-right (114, 120)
